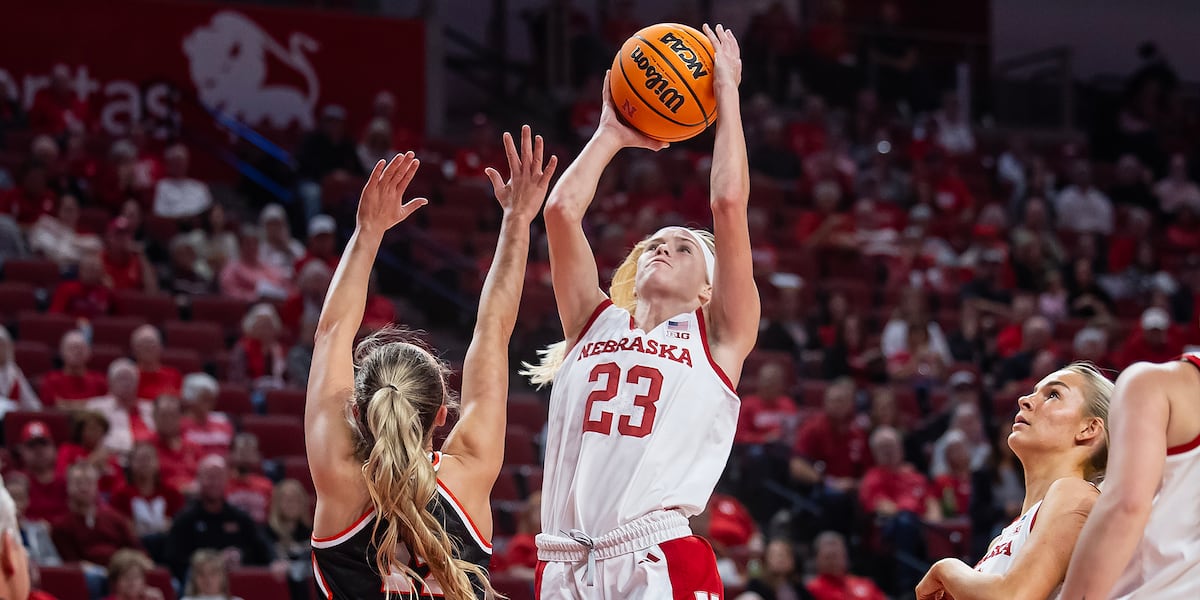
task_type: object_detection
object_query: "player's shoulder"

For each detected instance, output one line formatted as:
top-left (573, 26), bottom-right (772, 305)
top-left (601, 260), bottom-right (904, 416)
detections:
top-left (1040, 477), bottom-right (1100, 517)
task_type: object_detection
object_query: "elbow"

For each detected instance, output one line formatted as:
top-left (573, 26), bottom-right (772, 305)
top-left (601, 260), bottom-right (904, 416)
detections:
top-left (711, 193), bottom-right (748, 214)
top-left (544, 193), bottom-right (583, 224)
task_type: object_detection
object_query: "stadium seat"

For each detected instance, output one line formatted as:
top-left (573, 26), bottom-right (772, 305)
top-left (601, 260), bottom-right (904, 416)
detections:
top-left (493, 466), bottom-right (523, 502)
top-left (143, 215), bottom-right (179, 244)
top-left (13, 340), bottom-right (53, 378)
top-left (146, 567), bottom-right (178, 600)
top-left (0, 282), bottom-right (37, 322)
top-left (264, 388), bottom-right (307, 418)
top-left (88, 344), bottom-right (128, 371)
top-left (161, 347), bottom-right (202, 374)
top-left (215, 383), bottom-right (254, 417)
top-left (16, 311), bottom-right (76, 347)
top-left (163, 320), bottom-right (225, 355)
top-left (90, 315), bottom-right (147, 347)
top-left (190, 296), bottom-right (251, 332)
top-left (507, 397), bottom-right (548, 434)
top-left (3, 410), bottom-right (70, 451)
top-left (229, 567), bottom-right (291, 598)
top-left (36, 565), bottom-right (89, 600)
top-left (280, 455), bottom-right (315, 495)
top-left (241, 415), bottom-right (307, 459)
top-left (78, 206), bottom-right (111, 234)
top-left (3, 258), bottom-right (61, 289)
top-left (113, 290), bottom-right (179, 325)
top-left (490, 572), bottom-right (535, 600)
top-left (503, 429), bottom-right (538, 466)
top-left (924, 518), bottom-right (973, 562)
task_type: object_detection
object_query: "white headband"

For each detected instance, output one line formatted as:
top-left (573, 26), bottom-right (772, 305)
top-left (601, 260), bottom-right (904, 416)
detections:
top-left (685, 229), bottom-right (715, 283)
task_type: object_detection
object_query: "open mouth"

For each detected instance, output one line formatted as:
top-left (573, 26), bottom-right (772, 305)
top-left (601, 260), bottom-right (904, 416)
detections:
top-left (1014, 415), bottom-right (1030, 428)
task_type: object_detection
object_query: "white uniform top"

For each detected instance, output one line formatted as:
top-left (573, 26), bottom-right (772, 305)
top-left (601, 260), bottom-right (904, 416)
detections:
top-left (1108, 356), bottom-right (1200, 600)
top-left (541, 300), bottom-right (740, 538)
top-left (975, 500), bottom-right (1042, 578)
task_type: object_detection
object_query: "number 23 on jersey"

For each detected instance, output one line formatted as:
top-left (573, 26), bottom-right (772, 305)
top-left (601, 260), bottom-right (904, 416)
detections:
top-left (582, 362), bottom-right (664, 438)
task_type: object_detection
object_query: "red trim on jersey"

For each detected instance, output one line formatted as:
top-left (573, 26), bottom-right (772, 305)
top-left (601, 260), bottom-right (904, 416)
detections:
top-left (695, 306), bottom-right (737, 394)
top-left (567, 299), bottom-right (614, 353)
top-left (535, 560), bottom-right (548, 598)
top-left (1029, 503), bottom-right (1040, 533)
top-left (312, 508), bottom-right (374, 543)
top-left (312, 554), bottom-right (333, 599)
top-left (1168, 431), bottom-right (1200, 455)
top-left (1181, 353), bottom-right (1200, 372)
top-left (435, 480), bottom-right (493, 549)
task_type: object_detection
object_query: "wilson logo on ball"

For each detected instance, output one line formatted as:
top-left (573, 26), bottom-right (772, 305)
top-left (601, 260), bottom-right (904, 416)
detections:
top-left (658, 32), bottom-right (708, 79)
top-left (629, 46), bottom-right (687, 113)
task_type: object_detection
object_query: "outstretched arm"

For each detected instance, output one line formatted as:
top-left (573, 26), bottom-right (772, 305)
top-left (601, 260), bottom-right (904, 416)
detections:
top-left (544, 72), bottom-right (668, 342)
top-left (704, 24), bottom-right (760, 379)
top-left (441, 126), bottom-right (557, 490)
top-left (1060, 362), bottom-right (1170, 600)
top-left (305, 153), bottom-right (427, 498)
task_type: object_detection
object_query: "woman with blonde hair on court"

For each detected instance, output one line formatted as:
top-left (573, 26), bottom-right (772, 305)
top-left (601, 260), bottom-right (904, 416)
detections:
top-left (916, 362), bottom-right (1111, 600)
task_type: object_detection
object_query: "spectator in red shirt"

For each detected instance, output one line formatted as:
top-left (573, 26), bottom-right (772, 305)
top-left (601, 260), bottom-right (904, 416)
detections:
top-left (86, 358), bottom-right (154, 457)
top-left (41, 330), bottom-right (107, 409)
top-left (130, 325), bottom-right (181, 400)
top-left (28, 65), bottom-right (91, 136)
top-left (279, 260), bottom-right (331, 332)
top-left (55, 411), bottom-right (122, 495)
top-left (101, 217), bottom-right (158, 293)
top-left (230, 304), bottom-right (288, 392)
top-left (736, 362), bottom-right (800, 446)
top-left (796, 180), bottom-right (854, 249)
top-left (179, 373), bottom-right (233, 459)
top-left (1114, 307), bottom-right (1184, 368)
top-left (13, 421), bottom-right (67, 522)
top-left (493, 491), bottom-right (540, 578)
top-left (48, 252), bottom-right (114, 321)
top-left (791, 378), bottom-right (870, 536)
top-left (146, 395), bottom-right (200, 492)
top-left (994, 293), bottom-right (1036, 359)
top-left (50, 462), bottom-right (141, 566)
top-left (452, 114), bottom-right (503, 181)
top-left (0, 162), bottom-right (58, 225)
top-left (806, 531), bottom-right (887, 600)
top-left (932, 430), bottom-right (973, 518)
top-left (219, 225), bottom-right (292, 302)
top-left (294, 215), bottom-right (340, 274)
top-left (225, 433), bottom-right (274, 523)
top-left (1166, 203), bottom-right (1200, 252)
top-left (362, 271), bottom-right (398, 333)
top-left (110, 443), bottom-right (184, 544)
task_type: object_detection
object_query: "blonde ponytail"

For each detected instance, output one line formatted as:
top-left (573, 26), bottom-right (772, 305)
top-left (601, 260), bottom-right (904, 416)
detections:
top-left (352, 330), bottom-right (497, 600)
top-left (522, 228), bottom-right (715, 387)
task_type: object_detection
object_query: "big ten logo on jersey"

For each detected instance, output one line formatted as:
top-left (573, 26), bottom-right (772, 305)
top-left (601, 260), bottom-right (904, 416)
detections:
top-left (381, 545), bottom-right (442, 595)
top-left (583, 362), bottom-right (663, 438)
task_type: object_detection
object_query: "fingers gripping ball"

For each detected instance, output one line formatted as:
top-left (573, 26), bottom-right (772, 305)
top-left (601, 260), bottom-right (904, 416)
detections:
top-left (609, 23), bottom-right (718, 143)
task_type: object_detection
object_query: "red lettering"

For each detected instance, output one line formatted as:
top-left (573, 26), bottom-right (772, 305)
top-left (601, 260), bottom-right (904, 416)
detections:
top-left (658, 343), bottom-right (676, 360)
top-left (618, 338), bottom-right (632, 351)
top-left (581, 362), bottom-right (664, 438)
top-left (678, 347), bottom-right (692, 367)
top-left (583, 363), bottom-right (621, 434)
top-left (629, 338), bottom-right (645, 353)
top-left (647, 340), bottom-right (659, 355)
top-left (604, 340), bottom-right (618, 353)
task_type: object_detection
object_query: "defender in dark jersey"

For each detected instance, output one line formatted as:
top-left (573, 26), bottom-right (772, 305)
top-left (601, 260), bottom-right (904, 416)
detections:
top-left (304, 128), bottom-right (557, 599)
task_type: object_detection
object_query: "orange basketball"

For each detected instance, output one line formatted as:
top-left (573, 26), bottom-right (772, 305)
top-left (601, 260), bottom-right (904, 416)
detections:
top-left (609, 23), bottom-right (717, 143)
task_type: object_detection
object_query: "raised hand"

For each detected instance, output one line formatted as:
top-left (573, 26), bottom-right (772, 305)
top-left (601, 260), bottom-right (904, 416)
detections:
top-left (355, 151), bottom-right (428, 235)
top-left (597, 70), bottom-right (670, 152)
top-left (703, 24), bottom-right (742, 93)
top-left (485, 125), bottom-right (559, 224)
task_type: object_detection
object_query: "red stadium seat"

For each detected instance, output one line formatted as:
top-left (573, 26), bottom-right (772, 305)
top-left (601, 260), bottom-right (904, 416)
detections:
top-left (241, 415), bottom-right (306, 459)
top-left (16, 311), bottom-right (76, 347)
top-left (35, 565), bottom-right (89, 600)
top-left (490, 572), bottom-right (535, 600)
top-left (3, 258), bottom-right (61, 289)
top-left (493, 466), bottom-right (523, 502)
top-left (164, 320), bottom-right (226, 355)
top-left (4, 411), bottom-right (70, 451)
top-left (215, 383), bottom-right (254, 417)
top-left (229, 567), bottom-right (291, 598)
top-left (924, 518), bottom-right (973, 562)
top-left (143, 215), bottom-right (179, 245)
top-left (90, 315), bottom-right (147, 347)
top-left (13, 341), bottom-right (53, 378)
top-left (190, 296), bottom-right (251, 332)
top-left (88, 344), bottom-right (128, 371)
top-left (280, 455), bottom-right (316, 495)
top-left (78, 206), bottom-right (111, 235)
top-left (504, 429), bottom-right (538, 466)
top-left (507, 397), bottom-right (548, 434)
top-left (113, 290), bottom-right (179, 324)
top-left (161, 347), bottom-right (202, 374)
top-left (0, 283), bottom-right (37, 322)
top-left (146, 567), bottom-right (178, 600)
top-left (265, 388), bottom-right (307, 419)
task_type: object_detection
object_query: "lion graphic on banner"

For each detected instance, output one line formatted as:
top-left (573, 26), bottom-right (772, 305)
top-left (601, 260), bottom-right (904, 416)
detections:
top-left (183, 10), bottom-right (320, 129)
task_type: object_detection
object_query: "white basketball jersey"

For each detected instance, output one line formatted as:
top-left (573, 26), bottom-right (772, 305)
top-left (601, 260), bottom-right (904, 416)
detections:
top-left (1108, 356), bottom-right (1200, 599)
top-left (975, 500), bottom-right (1041, 578)
top-left (541, 300), bottom-right (740, 537)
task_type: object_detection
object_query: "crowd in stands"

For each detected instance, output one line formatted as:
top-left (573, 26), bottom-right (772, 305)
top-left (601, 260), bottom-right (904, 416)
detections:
top-left (1, 1), bottom-right (1199, 599)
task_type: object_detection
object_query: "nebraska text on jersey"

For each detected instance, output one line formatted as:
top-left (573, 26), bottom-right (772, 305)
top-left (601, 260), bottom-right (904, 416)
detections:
top-left (578, 336), bottom-right (694, 367)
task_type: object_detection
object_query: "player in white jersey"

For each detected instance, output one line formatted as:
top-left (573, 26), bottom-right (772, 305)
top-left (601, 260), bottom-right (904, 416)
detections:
top-left (916, 363), bottom-right (1112, 600)
top-left (1061, 354), bottom-right (1200, 600)
top-left (523, 23), bottom-right (759, 599)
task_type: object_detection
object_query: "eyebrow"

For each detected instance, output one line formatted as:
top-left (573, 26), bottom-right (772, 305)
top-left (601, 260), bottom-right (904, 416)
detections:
top-left (1039, 380), bottom-right (1071, 393)
top-left (646, 235), bottom-right (698, 248)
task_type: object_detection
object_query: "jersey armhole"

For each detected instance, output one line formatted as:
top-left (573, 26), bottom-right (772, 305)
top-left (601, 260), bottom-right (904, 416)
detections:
top-left (696, 306), bottom-right (738, 395)
top-left (565, 298), bottom-right (614, 354)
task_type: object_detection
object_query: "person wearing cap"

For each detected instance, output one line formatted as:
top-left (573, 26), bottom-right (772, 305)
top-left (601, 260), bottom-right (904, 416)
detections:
top-left (100, 216), bottom-right (158, 293)
top-left (218, 225), bottom-right (292, 302)
top-left (48, 252), bottom-right (115, 321)
top-left (1114, 307), bottom-right (1183, 368)
top-left (11, 421), bottom-right (67, 522)
top-left (40, 330), bottom-right (108, 409)
top-left (293, 214), bottom-right (340, 274)
top-left (257, 203), bottom-right (304, 276)
top-left (0, 326), bottom-right (39, 413)
top-left (152, 144), bottom-right (212, 221)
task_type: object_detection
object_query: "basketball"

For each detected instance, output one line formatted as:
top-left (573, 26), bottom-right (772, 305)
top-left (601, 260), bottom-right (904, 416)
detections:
top-left (609, 23), bottom-right (717, 143)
